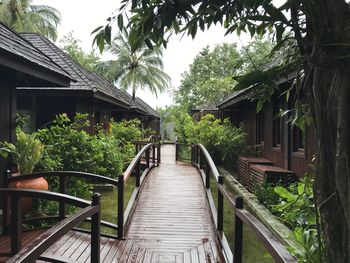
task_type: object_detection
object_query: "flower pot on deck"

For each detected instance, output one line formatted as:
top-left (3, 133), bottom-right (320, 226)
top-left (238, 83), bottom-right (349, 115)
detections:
top-left (8, 173), bottom-right (49, 214)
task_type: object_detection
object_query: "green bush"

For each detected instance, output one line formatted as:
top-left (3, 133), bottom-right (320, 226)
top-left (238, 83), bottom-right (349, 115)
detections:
top-left (30, 113), bottom-right (143, 218)
top-left (191, 115), bottom-right (247, 168)
top-left (37, 114), bottom-right (123, 178)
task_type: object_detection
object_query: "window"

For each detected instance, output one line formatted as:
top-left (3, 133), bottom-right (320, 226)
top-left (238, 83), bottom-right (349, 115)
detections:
top-left (272, 101), bottom-right (282, 147)
top-left (292, 126), bottom-right (306, 152)
top-left (256, 111), bottom-right (264, 144)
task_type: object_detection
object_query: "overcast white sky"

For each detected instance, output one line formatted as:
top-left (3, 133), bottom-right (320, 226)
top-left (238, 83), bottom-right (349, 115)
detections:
top-left (33, 0), bottom-right (251, 108)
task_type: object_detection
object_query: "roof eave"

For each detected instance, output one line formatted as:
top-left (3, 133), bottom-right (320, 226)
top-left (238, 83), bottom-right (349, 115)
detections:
top-left (0, 50), bottom-right (72, 86)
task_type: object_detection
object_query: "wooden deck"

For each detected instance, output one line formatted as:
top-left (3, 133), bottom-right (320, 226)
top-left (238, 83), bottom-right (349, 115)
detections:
top-left (0, 145), bottom-right (223, 263)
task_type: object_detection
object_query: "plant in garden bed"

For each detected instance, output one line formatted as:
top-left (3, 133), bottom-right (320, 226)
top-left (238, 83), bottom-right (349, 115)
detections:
top-left (256, 174), bottom-right (323, 262)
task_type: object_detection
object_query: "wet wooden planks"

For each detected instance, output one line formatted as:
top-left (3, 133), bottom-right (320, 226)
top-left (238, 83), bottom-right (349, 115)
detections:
top-left (123, 144), bottom-right (223, 262)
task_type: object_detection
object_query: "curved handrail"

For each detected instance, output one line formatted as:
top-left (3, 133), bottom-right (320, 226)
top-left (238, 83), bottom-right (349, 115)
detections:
top-left (192, 144), bottom-right (297, 263)
top-left (123, 142), bottom-right (154, 183)
top-left (7, 171), bottom-right (119, 186)
top-left (147, 134), bottom-right (159, 143)
top-left (2, 190), bottom-right (101, 263)
top-left (195, 144), bottom-right (220, 180)
top-left (0, 188), bottom-right (90, 208)
top-left (4, 171), bottom-right (119, 239)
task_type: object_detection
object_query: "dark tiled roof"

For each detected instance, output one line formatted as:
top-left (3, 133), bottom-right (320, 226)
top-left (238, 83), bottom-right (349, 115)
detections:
top-left (117, 89), bottom-right (159, 118)
top-left (20, 33), bottom-right (130, 107)
top-left (135, 98), bottom-right (159, 118)
top-left (0, 23), bottom-right (71, 79)
top-left (217, 87), bottom-right (253, 108)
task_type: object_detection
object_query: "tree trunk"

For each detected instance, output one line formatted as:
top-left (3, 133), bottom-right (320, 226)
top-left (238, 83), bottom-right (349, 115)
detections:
top-left (307, 0), bottom-right (350, 261)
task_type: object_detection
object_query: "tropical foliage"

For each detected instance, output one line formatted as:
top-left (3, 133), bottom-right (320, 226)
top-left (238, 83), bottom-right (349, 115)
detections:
top-left (99, 28), bottom-right (171, 100)
top-left (175, 39), bottom-right (275, 111)
top-left (95, 1), bottom-right (350, 260)
top-left (257, 176), bottom-right (322, 263)
top-left (0, 0), bottom-right (60, 40)
top-left (165, 107), bottom-right (247, 169)
top-left (36, 113), bottom-right (140, 177)
top-left (0, 130), bottom-right (44, 174)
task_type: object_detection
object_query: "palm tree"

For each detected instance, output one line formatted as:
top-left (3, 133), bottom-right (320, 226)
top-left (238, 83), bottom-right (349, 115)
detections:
top-left (0, 0), bottom-right (60, 40)
top-left (109, 29), bottom-right (171, 100)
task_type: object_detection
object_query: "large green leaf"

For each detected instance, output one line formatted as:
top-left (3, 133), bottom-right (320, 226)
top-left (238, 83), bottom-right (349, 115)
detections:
top-left (274, 186), bottom-right (298, 201)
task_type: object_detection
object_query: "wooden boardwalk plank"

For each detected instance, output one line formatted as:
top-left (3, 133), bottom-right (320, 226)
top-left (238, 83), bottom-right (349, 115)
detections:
top-left (124, 145), bottom-right (222, 263)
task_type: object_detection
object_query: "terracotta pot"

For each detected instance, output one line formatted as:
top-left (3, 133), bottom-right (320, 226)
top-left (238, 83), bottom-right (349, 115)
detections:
top-left (8, 174), bottom-right (49, 214)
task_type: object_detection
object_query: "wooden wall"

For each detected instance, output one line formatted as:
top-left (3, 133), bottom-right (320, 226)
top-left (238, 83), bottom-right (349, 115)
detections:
top-left (222, 95), bottom-right (316, 178)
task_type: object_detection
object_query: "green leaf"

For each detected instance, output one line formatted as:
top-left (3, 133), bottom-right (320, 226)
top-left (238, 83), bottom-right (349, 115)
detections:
top-left (297, 183), bottom-right (305, 195)
top-left (276, 24), bottom-right (284, 43)
top-left (264, 4), bottom-right (288, 23)
top-left (274, 186), bottom-right (297, 201)
top-left (233, 70), bottom-right (266, 91)
top-left (156, 17), bottom-right (162, 29)
top-left (144, 38), bottom-right (154, 50)
top-left (91, 26), bottom-right (103, 35)
top-left (117, 14), bottom-right (124, 30)
top-left (104, 25), bottom-right (112, 45)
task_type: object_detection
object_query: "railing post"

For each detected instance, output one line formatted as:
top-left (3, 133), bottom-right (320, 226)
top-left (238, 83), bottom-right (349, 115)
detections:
top-left (136, 160), bottom-right (141, 187)
top-left (11, 195), bottom-right (22, 255)
top-left (59, 175), bottom-right (66, 220)
top-left (117, 175), bottom-right (124, 238)
top-left (146, 148), bottom-right (150, 168)
top-left (191, 145), bottom-right (194, 165)
top-left (234, 196), bottom-right (244, 263)
top-left (205, 162), bottom-right (210, 188)
top-left (194, 146), bottom-right (198, 166)
top-left (157, 143), bottom-right (161, 164)
top-left (2, 170), bottom-right (10, 235)
top-left (217, 175), bottom-right (224, 232)
top-left (152, 144), bottom-right (156, 164)
top-left (91, 193), bottom-right (101, 263)
top-left (175, 141), bottom-right (178, 161)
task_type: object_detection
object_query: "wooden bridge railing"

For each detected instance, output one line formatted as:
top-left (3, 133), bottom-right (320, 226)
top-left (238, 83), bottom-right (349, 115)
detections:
top-left (192, 144), bottom-right (297, 263)
top-left (3, 171), bottom-right (120, 239)
top-left (121, 142), bottom-right (161, 237)
top-left (0, 189), bottom-right (100, 263)
top-left (3, 142), bottom-right (160, 240)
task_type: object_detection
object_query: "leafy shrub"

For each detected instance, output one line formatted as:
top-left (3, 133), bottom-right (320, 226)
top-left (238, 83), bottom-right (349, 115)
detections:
top-left (255, 182), bottom-right (280, 208)
top-left (257, 175), bottom-right (322, 262)
top-left (37, 114), bottom-right (123, 178)
top-left (31, 113), bottom-right (143, 217)
top-left (191, 115), bottom-right (247, 168)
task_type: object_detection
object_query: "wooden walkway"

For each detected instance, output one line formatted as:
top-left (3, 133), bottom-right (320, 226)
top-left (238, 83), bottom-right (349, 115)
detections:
top-left (0, 145), bottom-right (222, 263)
top-left (124, 144), bottom-right (222, 262)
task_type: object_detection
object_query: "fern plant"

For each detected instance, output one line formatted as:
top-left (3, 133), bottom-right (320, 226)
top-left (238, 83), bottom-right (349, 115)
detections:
top-left (0, 130), bottom-right (44, 174)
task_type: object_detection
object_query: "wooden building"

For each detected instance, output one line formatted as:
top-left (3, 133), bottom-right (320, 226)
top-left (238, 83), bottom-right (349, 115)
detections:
top-left (16, 33), bottom-right (131, 133)
top-left (0, 23), bottom-right (72, 188)
top-left (218, 81), bottom-right (316, 179)
top-left (16, 33), bottom-right (160, 135)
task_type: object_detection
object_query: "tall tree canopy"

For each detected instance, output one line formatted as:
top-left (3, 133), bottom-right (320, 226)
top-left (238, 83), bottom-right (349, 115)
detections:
top-left (175, 39), bottom-right (274, 111)
top-left (0, 0), bottom-right (60, 40)
top-left (94, 0), bottom-right (350, 262)
top-left (107, 29), bottom-right (171, 100)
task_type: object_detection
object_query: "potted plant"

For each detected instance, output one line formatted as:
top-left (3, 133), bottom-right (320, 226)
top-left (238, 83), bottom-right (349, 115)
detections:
top-left (0, 130), bottom-right (48, 213)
